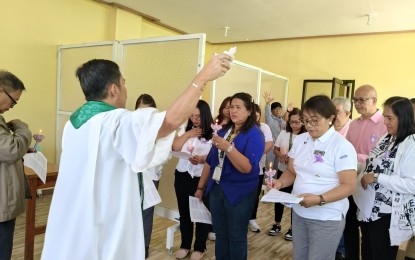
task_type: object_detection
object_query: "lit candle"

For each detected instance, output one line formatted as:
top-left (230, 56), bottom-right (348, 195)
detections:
top-left (265, 162), bottom-right (276, 185)
top-left (31, 129), bottom-right (45, 152)
top-left (211, 119), bottom-right (222, 135)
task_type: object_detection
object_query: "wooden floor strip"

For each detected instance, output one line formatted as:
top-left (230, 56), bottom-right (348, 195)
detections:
top-left (12, 194), bottom-right (293, 259)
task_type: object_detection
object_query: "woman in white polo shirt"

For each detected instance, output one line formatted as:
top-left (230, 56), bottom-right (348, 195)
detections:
top-left (269, 95), bottom-right (357, 260)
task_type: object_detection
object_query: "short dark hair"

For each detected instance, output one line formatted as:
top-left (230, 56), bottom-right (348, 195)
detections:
top-left (302, 95), bottom-right (336, 121)
top-left (223, 92), bottom-right (259, 133)
top-left (76, 59), bottom-right (122, 101)
top-left (286, 108), bottom-right (306, 134)
top-left (216, 96), bottom-right (232, 124)
top-left (383, 96), bottom-right (415, 148)
top-left (135, 93), bottom-right (157, 109)
top-left (271, 102), bottom-right (282, 110)
top-left (0, 70), bottom-right (25, 92)
top-left (185, 99), bottom-right (214, 140)
top-left (410, 98), bottom-right (415, 105)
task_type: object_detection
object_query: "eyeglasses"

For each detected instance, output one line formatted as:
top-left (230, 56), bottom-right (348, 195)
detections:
top-left (351, 97), bottom-right (373, 104)
top-left (189, 114), bottom-right (200, 120)
top-left (3, 89), bottom-right (17, 108)
top-left (300, 116), bottom-right (323, 127)
top-left (289, 120), bottom-right (302, 125)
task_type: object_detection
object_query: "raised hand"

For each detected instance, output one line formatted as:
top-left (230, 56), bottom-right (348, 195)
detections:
top-left (263, 90), bottom-right (274, 105)
top-left (193, 53), bottom-right (233, 86)
top-left (287, 102), bottom-right (293, 112)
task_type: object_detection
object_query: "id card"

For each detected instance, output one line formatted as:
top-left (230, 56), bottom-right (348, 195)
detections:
top-left (212, 166), bottom-right (222, 182)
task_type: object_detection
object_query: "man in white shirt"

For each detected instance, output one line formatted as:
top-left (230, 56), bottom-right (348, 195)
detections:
top-left (42, 55), bottom-right (231, 260)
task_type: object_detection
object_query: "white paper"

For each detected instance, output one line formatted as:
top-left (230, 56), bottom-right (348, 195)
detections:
top-left (260, 188), bottom-right (303, 204)
top-left (189, 196), bottom-right (212, 224)
top-left (142, 172), bottom-right (162, 210)
top-left (23, 152), bottom-right (47, 183)
top-left (170, 151), bottom-right (191, 160)
top-left (352, 172), bottom-right (375, 219)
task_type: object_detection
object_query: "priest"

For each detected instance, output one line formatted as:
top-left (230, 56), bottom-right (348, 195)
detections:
top-left (42, 54), bottom-right (231, 260)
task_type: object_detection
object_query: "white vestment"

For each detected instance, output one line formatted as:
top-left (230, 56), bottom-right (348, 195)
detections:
top-left (42, 108), bottom-right (174, 260)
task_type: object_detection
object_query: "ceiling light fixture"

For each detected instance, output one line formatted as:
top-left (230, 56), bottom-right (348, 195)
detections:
top-left (366, 14), bottom-right (373, 26)
top-left (224, 26), bottom-right (230, 37)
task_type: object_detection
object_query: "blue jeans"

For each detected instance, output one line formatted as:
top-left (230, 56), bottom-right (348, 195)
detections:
top-left (210, 183), bottom-right (256, 260)
top-left (337, 235), bottom-right (345, 254)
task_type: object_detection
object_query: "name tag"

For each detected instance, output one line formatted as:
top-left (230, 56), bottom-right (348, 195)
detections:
top-left (212, 166), bottom-right (222, 182)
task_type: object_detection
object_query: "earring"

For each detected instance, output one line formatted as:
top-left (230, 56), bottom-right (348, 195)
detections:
top-left (329, 121), bottom-right (332, 126)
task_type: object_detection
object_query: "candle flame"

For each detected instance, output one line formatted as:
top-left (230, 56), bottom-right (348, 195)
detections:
top-left (215, 119), bottom-right (218, 124)
top-left (269, 162), bottom-right (273, 171)
top-left (39, 129), bottom-right (43, 134)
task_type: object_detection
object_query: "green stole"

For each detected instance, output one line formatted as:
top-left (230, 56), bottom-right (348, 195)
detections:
top-left (70, 101), bottom-right (117, 129)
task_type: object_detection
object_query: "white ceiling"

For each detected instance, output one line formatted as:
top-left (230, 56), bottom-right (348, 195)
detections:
top-left (102, 0), bottom-right (415, 43)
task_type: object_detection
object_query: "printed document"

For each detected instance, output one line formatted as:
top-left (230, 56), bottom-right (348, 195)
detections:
top-left (261, 189), bottom-right (303, 204)
top-left (189, 196), bottom-right (212, 224)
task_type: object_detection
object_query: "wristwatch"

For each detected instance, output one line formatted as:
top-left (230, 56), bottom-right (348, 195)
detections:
top-left (226, 145), bottom-right (234, 154)
top-left (319, 195), bottom-right (326, 206)
top-left (373, 173), bottom-right (379, 182)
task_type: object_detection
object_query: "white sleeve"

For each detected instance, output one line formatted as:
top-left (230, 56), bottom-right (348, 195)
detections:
top-left (378, 138), bottom-right (415, 194)
top-left (112, 108), bottom-right (175, 173)
top-left (260, 123), bottom-right (273, 142)
top-left (274, 130), bottom-right (285, 148)
top-left (333, 138), bottom-right (357, 173)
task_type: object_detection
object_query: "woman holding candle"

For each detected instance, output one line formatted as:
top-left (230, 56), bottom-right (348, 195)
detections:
top-left (172, 99), bottom-right (214, 260)
top-left (269, 95), bottom-right (357, 260)
top-left (358, 97), bottom-right (415, 260)
top-left (195, 92), bottom-right (265, 260)
top-left (268, 108), bottom-right (306, 240)
top-left (249, 103), bottom-right (274, 233)
top-left (215, 96), bottom-right (232, 126)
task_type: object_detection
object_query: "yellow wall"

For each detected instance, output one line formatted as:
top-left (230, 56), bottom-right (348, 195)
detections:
top-left (0, 0), bottom-right (181, 162)
top-left (1, 0), bottom-right (109, 162)
top-left (212, 33), bottom-right (415, 118)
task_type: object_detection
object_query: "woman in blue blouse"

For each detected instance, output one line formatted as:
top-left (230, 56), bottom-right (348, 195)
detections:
top-left (195, 92), bottom-right (265, 260)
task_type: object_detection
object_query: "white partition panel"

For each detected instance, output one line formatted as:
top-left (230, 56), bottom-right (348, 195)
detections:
top-left (118, 34), bottom-right (205, 214)
top-left (211, 60), bottom-right (289, 119)
top-left (119, 34), bottom-right (205, 111)
top-left (56, 42), bottom-right (116, 163)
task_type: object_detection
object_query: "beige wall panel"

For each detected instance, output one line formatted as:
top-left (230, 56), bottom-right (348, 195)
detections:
top-left (120, 38), bottom-right (202, 210)
top-left (59, 45), bottom-right (114, 111)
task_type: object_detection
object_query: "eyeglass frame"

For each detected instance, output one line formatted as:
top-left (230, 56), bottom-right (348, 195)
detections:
top-left (300, 116), bottom-right (324, 127)
top-left (351, 97), bottom-right (373, 104)
top-left (289, 120), bottom-right (303, 125)
top-left (189, 114), bottom-right (201, 120)
top-left (3, 89), bottom-right (17, 108)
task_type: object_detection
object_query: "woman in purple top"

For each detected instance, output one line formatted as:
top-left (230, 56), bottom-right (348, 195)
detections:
top-left (195, 92), bottom-right (265, 260)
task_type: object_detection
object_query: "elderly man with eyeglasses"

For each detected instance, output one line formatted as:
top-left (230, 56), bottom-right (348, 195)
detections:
top-left (343, 84), bottom-right (387, 260)
top-left (0, 70), bottom-right (32, 260)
